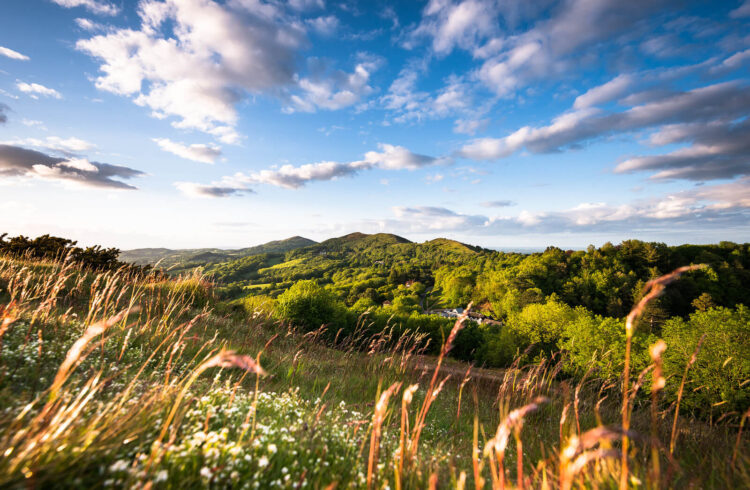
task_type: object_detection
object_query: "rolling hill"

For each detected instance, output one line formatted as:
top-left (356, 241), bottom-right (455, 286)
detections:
top-left (119, 236), bottom-right (317, 271)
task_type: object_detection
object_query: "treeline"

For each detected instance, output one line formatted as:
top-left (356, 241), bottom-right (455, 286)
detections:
top-left (0, 233), bottom-right (154, 275)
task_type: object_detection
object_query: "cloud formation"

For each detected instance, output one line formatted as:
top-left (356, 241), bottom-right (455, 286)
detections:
top-left (174, 182), bottom-right (253, 198)
top-left (16, 82), bottom-right (62, 99)
top-left (285, 58), bottom-right (379, 113)
top-left (77, 0), bottom-right (306, 143)
top-left (153, 138), bottom-right (221, 164)
top-left (0, 104), bottom-right (8, 124)
top-left (4, 136), bottom-right (96, 155)
top-left (49, 0), bottom-right (119, 16)
top-left (176, 144), bottom-right (452, 196)
top-left (378, 178), bottom-right (750, 237)
top-left (0, 46), bottom-right (29, 61)
top-left (0, 144), bottom-right (143, 189)
top-left (460, 80), bottom-right (750, 181)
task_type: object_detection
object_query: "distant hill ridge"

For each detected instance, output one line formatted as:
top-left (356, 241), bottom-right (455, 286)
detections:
top-left (119, 232), bottom-right (484, 269)
top-left (120, 235), bottom-right (317, 268)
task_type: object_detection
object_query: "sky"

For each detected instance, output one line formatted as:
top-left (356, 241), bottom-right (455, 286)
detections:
top-left (1, 0), bottom-right (749, 250)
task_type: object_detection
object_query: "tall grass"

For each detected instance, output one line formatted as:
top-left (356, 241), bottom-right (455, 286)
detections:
top-left (0, 254), bottom-right (747, 488)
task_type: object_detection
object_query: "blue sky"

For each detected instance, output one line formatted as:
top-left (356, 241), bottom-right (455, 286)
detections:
top-left (1, 0), bottom-right (749, 250)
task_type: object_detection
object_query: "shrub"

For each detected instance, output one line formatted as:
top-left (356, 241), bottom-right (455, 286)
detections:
top-left (275, 280), bottom-right (344, 331)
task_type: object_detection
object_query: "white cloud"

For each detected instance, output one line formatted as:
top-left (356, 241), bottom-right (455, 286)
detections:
top-left (288, 0), bottom-right (324, 11)
top-left (153, 138), bottom-right (221, 164)
top-left (4, 136), bottom-right (95, 154)
top-left (0, 46), bottom-right (29, 61)
top-left (381, 66), bottom-right (480, 124)
top-left (375, 178), bottom-right (750, 237)
top-left (454, 118), bottom-right (489, 135)
top-left (470, 0), bottom-right (669, 97)
top-left (286, 59), bottom-right (379, 113)
top-left (77, 0), bottom-right (306, 143)
top-left (176, 143), bottom-right (452, 195)
top-left (407, 0), bottom-right (500, 55)
top-left (16, 82), bottom-right (62, 99)
top-left (306, 15), bottom-right (339, 36)
top-left (573, 74), bottom-right (634, 109)
top-left (21, 119), bottom-right (46, 129)
top-left (74, 17), bottom-right (104, 31)
top-left (50, 0), bottom-right (119, 16)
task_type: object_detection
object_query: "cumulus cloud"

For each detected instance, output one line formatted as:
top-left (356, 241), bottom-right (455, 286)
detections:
top-left (381, 66), bottom-right (480, 124)
top-left (0, 46), bottom-right (29, 61)
top-left (0, 144), bottom-right (143, 189)
top-left (306, 15), bottom-right (339, 35)
top-left (286, 58), bottom-right (379, 113)
top-left (176, 143), bottom-right (451, 195)
top-left (49, 0), bottom-right (119, 16)
top-left (153, 138), bottom-right (221, 164)
top-left (77, 0), bottom-right (306, 143)
top-left (16, 82), bottom-right (62, 99)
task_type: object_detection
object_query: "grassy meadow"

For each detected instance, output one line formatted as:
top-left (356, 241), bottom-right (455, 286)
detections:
top-left (0, 253), bottom-right (748, 489)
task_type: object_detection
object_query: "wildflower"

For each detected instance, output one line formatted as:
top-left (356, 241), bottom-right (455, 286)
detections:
top-left (258, 456), bottom-right (269, 468)
top-left (109, 460), bottom-right (129, 473)
top-left (154, 470), bottom-right (168, 482)
top-left (200, 467), bottom-right (212, 479)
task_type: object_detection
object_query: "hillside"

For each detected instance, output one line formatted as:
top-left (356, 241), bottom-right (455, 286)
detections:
top-left (0, 248), bottom-right (747, 488)
top-left (120, 236), bottom-right (317, 271)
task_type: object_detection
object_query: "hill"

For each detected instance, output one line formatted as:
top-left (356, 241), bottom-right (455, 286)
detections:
top-left (119, 236), bottom-right (317, 271)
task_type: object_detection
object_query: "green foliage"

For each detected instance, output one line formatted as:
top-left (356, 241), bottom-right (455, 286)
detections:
top-left (560, 312), bottom-right (656, 381)
top-left (275, 280), bottom-right (344, 331)
top-left (0, 233), bottom-right (149, 274)
top-left (505, 297), bottom-right (578, 358)
top-left (661, 306), bottom-right (750, 415)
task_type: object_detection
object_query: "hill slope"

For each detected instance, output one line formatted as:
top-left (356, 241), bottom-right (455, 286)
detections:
top-left (120, 236), bottom-right (317, 271)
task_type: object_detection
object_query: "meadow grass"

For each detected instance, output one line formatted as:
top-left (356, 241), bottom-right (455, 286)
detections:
top-left (0, 254), bottom-right (747, 488)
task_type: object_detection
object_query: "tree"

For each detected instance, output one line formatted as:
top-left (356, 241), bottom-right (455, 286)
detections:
top-left (691, 292), bottom-right (715, 312)
top-left (275, 280), bottom-right (342, 331)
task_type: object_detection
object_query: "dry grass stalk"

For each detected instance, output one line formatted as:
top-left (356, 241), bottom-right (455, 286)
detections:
top-left (406, 304), bottom-right (472, 467)
top-left (156, 349), bottom-right (266, 447)
top-left (649, 340), bottom-right (667, 487)
top-left (367, 381), bottom-right (401, 490)
top-left (47, 306), bottom-right (138, 403)
top-left (669, 333), bottom-right (706, 454)
top-left (619, 264), bottom-right (704, 490)
top-left (560, 426), bottom-right (630, 490)
top-left (484, 396), bottom-right (548, 490)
